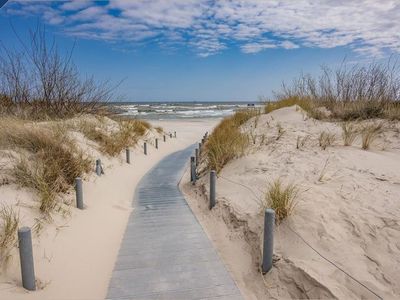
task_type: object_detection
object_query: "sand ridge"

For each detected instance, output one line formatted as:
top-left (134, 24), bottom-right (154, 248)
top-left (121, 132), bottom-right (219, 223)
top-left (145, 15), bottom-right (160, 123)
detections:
top-left (181, 106), bottom-right (400, 299)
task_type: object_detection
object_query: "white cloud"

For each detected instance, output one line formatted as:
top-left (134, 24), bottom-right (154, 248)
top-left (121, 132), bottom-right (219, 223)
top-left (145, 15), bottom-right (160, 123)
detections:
top-left (5, 0), bottom-right (400, 58)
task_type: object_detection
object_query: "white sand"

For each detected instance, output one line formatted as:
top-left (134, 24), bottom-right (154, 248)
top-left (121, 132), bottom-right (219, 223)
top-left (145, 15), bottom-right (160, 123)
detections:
top-left (181, 106), bottom-right (400, 299)
top-left (0, 118), bottom-right (218, 299)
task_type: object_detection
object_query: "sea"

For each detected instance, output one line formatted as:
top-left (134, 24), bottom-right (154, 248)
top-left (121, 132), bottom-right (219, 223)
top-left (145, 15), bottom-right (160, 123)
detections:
top-left (108, 101), bottom-right (262, 120)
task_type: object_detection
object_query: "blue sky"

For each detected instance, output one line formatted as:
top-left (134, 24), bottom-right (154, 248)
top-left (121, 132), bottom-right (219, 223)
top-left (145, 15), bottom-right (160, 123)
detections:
top-left (1, 1), bottom-right (399, 102)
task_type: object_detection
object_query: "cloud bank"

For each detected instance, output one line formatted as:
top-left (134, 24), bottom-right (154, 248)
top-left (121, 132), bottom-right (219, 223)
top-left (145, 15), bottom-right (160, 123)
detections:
top-left (5, 0), bottom-right (400, 57)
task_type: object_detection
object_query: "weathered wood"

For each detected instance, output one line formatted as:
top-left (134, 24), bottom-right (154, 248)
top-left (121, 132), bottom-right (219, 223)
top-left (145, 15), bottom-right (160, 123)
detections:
top-left (107, 145), bottom-right (242, 300)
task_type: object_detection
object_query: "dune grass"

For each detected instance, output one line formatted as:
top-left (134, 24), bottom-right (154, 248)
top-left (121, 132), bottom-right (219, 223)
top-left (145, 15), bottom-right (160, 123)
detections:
top-left (79, 118), bottom-right (151, 156)
top-left (265, 179), bottom-right (298, 223)
top-left (204, 109), bottom-right (258, 173)
top-left (0, 205), bottom-right (19, 267)
top-left (0, 119), bottom-right (92, 215)
top-left (319, 131), bottom-right (336, 150)
top-left (341, 122), bottom-right (359, 146)
top-left (361, 123), bottom-right (383, 150)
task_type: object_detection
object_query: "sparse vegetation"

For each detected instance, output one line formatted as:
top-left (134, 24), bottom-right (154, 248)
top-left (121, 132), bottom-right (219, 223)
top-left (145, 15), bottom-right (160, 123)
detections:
top-left (0, 119), bottom-right (92, 215)
top-left (361, 123), bottom-right (383, 150)
top-left (265, 179), bottom-right (298, 223)
top-left (79, 118), bottom-right (151, 156)
top-left (319, 131), bottom-right (336, 150)
top-left (0, 205), bottom-right (19, 268)
top-left (341, 122), bottom-right (359, 146)
top-left (204, 109), bottom-right (258, 173)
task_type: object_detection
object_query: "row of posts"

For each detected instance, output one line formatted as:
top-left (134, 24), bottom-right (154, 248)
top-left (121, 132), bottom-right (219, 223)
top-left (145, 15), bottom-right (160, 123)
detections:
top-left (191, 131), bottom-right (275, 275)
top-left (17, 130), bottom-right (178, 291)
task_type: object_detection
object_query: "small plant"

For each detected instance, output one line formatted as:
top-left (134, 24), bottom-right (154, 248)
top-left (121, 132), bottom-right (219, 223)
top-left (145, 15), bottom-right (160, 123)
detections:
top-left (296, 135), bottom-right (310, 149)
top-left (319, 131), bottom-right (336, 150)
top-left (341, 122), bottom-right (359, 146)
top-left (361, 123), bottom-right (383, 150)
top-left (0, 205), bottom-right (19, 268)
top-left (265, 179), bottom-right (298, 223)
top-left (276, 123), bottom-right (285, 140)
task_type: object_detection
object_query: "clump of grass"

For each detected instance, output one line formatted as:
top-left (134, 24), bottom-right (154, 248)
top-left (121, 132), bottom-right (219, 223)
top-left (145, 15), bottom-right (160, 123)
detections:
top-left (0, 120), bottom-right (92, 215)
top-left (0, 205), bottom-right (19, 268)
top-left (361, 123), bottom-right (383, 150)
top-left (265, 179), bottom-right (298, 223)
top-left (205, 110), bottom-right (257, 173)
top-left (79, 118), bottom-right (151, 156)
top-left (319, 131), bottom-right (336, 150)
top-left (341, 122), bottom-right (359, 146)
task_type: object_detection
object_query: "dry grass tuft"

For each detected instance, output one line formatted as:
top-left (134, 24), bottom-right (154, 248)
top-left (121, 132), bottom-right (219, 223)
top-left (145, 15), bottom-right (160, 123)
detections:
top-left (265, 179), bottom-right (298, 223)
top-left (0, 119), bottom-right (92, 214)
top-left (341, 122), bottom-right (359, 146)
top-left (0, 205), bottom-right (19, 268)
top-left (361, 123), bottom-right (383, 150)
top-left (204, 109), bottom-right (258, 173)
top-left (155, 126), bottom-right (164, 134)
top-left (319, 131), bottom-right (336, 150)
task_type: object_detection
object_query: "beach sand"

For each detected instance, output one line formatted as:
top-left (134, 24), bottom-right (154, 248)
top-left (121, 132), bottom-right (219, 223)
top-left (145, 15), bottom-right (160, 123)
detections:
top-left (181, 106), bottom-right (400, 299)
top-left (0, 117), bottom-right (218, 299)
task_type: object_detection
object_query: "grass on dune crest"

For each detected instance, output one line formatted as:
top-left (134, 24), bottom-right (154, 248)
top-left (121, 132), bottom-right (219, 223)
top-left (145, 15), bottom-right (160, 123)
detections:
top-left (0, 119), bottom-right (92, 215)
top-left (204, 109), bottom-right (259, 173)
top-left (79, 118), bottom-right (152, 156)
top-left (264, 60), bottom-right (400, 121)
top-left (265, 179), bottom-right (298, 223)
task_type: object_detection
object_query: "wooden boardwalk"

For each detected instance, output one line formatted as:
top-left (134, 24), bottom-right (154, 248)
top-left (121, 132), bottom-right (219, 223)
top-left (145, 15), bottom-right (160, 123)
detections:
top-left (107, 145), bottom-right (242, 300)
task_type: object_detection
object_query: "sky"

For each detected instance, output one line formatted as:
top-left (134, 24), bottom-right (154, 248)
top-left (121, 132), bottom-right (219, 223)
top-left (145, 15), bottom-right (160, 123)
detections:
top-left (0, 0), bottom-right (399, 102)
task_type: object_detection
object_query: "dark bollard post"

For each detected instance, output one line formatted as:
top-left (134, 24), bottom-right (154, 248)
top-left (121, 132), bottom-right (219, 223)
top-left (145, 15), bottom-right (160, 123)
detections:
top-left (126, 148), bottom-right (130, 164)
top-left (75, 177), bottom-right (83, 209)
top-left (96, 159), bottom-right (101, 176)
top-left (155, 138), bottom-right (158, 149)
top-left (170, 133), bottom-right (172, 138)
top-left (262, 209), bottom-right (275, 274)
top-left (144, 142), bottom-right (147, 155)
top-left (198, 142), bottom-right (202, 155)
top-left (195, 148), bottom-right (199, 166)
top-left (163, 135), bottom-right (166, 142)
top-left (209, 170), bottom-right (216, 209)
top-left (18, 227), bottom-right (36, 291)
top-left (174, 131), bottom-right (176, 138)
top-left (190, 156), bottom-right (196, 184)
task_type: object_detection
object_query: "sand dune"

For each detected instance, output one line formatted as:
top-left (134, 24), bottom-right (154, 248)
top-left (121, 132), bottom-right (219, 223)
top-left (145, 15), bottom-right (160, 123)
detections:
top-left (181, 106), bottom-right (400, 299)
top-left (0, 117), bottom-right (218, 299)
